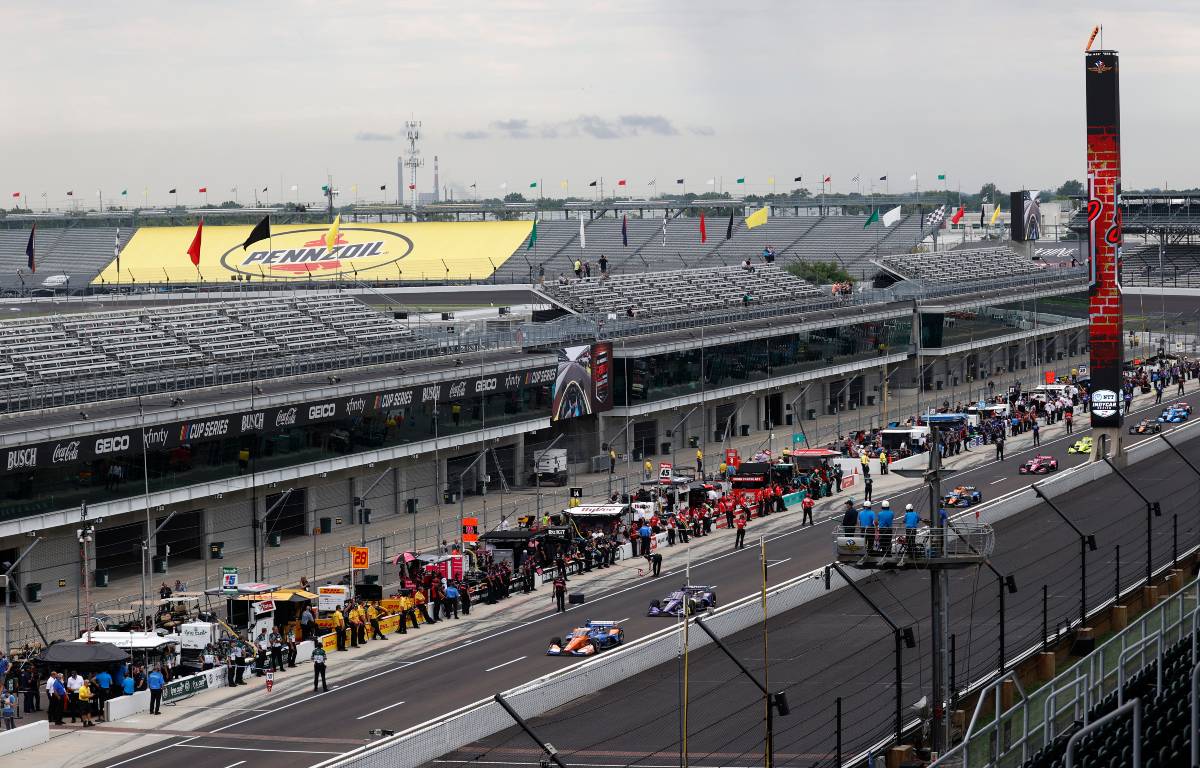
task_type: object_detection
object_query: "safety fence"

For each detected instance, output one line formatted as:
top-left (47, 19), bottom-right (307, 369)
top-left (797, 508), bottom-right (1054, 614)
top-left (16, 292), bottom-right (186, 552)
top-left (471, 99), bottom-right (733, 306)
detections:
top-left (932, 577), bottom-right (1199, 767)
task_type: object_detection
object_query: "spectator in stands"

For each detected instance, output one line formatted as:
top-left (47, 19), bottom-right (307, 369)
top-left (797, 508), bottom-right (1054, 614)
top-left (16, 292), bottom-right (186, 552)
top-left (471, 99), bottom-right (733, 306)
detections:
top-left (583, 261), bottom-right (592, 278)
top-left (762, 246), bottom-right (776, 264)
top-left (598, 255), bottom-right (608, 275)
top-left (741, 257), bottom-right (754, 272)
top-left (573, 258), bottom-right (583, 278)
top-left (537, 265), bottom-right (545, 285)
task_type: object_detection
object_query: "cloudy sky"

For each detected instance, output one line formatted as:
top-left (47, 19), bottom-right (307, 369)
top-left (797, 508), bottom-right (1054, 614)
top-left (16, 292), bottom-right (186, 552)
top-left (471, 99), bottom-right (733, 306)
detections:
top-left (4, 1), bottom-right (1198, 207)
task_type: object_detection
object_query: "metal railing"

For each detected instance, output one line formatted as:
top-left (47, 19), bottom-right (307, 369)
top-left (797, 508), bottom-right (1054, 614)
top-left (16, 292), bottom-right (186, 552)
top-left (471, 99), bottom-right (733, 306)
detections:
top-left (932, 577), bottom-right (1199, 767)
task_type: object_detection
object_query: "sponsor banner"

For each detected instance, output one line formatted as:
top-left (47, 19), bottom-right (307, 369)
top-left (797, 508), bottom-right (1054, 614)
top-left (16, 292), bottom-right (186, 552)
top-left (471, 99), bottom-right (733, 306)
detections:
top-left (320, 632), bottom-right (339, 652)
top-left (317, 585), bottom-right (350, 612)
top-left (92, 221), bottom-right (533, 285)
top-left (1, 364), bottom-right (556, 475)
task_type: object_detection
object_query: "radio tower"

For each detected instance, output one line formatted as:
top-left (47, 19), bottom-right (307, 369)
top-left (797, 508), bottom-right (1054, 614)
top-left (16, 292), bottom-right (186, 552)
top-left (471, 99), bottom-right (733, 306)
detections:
top-left (403, 120), bottom-right (424, 209)
top-left (433, 155), bottom-right (440, 203)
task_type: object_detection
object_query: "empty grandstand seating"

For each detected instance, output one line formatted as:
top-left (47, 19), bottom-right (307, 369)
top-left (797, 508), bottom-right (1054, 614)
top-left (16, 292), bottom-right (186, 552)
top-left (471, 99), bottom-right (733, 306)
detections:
top-left (1016, 635), bottom-right (1193, 768)
top-left (1121, 244), bottom-right (1200, 287)
top-left (876, 246), bottom-right (1047, 282)
top-left (0, 295), bottom-right (416, 389)
top-left (541, 264), bottom-right (826, 318)
top-left (0, 226), bottom-right (133, 291)
top-left (494, 213), bottom-right (927, 283)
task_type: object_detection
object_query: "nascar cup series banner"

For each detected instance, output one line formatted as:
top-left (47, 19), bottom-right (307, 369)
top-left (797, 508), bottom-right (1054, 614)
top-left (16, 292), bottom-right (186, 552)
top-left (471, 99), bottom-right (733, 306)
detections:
top-left (1084, 49), bottom-right (1124, 428)
top-left (92, 221), bottom-right (533, 285)
top-left (1, 364), bottom-right (557, 476)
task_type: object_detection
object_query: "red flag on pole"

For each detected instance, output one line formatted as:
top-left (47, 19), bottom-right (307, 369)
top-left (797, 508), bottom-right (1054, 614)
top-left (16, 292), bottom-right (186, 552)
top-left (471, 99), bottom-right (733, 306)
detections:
top-left (187, 219), bottom-right (204, 266)
top-left (950, 205), bottom-right (965, 224)
top-left (10, 192), bottom-right (18, 198)
top-left (198, 187), bottom-right (207, 193)
top-left (699, 212), bottom-right (707, 243)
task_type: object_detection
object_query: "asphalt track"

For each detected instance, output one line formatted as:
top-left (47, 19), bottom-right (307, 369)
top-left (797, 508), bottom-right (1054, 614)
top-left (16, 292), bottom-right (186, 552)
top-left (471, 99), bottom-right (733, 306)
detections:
top-left (90, 386), bottom-right (1200, 768)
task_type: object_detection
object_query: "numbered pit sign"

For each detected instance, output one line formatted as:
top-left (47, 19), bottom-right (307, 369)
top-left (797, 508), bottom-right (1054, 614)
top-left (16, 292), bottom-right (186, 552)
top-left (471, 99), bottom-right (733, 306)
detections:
top-left (349, 546), bottom-right (370, 570)
top-left (221, 567), bottom-right (239, 594)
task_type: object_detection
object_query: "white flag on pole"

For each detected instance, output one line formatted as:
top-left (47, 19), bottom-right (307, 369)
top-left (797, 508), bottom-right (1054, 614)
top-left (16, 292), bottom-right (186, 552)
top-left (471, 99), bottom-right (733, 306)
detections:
top-left (662, 215), bottom-right (669, 246)
top-left (705, 178), bottom-right (715, 185)
top-left (579, 217), bottom-right (586, 249)
top-left (881, 205), bottom-right (902, 227)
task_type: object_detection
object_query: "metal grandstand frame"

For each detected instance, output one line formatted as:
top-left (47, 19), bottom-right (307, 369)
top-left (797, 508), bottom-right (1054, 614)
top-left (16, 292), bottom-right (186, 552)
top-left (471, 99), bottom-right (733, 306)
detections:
top-left (932, 575), bottom-right (1199, 767)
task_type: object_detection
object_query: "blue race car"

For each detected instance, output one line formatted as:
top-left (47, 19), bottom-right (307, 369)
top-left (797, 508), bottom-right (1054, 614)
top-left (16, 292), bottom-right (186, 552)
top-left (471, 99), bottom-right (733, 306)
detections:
top-left (1158, 407), bottom-right (1189, 424)
top-left (648, 585), bottom-right (718, 617)
top-left (941, 486), bottom-right (983, 507)
top-left (547, 620), bottom-right (625, 656)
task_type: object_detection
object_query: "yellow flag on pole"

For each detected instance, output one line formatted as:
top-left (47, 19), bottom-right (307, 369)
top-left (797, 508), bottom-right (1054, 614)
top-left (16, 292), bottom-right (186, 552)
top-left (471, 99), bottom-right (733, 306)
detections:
top-left (989, 204), bottom-right (1002, 226)
top-left (744, 206), bottom-right (769, 229)
top-left (325, 214), bottom-right (341, 252)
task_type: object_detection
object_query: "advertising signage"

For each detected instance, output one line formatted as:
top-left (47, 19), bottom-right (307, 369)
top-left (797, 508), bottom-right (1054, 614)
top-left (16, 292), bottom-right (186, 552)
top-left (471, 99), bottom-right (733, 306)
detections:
top-left (1, 364), bottom-right (556, 475)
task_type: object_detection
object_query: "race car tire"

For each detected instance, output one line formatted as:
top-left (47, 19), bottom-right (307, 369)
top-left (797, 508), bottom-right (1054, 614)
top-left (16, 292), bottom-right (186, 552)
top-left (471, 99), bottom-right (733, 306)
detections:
top-left (686, 599), bottom-right (701, 616)
top-left (617, 630), bottom-right (625, 645)
top-left (1037, 467), bottom-right (1048, 474)
top-left (649, 599), bottom-right (661, 611)
top-left (551, 636), bottom-right (563, 649)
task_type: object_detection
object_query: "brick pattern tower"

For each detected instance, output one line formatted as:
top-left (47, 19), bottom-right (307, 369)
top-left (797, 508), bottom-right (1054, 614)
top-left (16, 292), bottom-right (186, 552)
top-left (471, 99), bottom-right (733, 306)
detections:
top-left (1085, 49), bottom-right (1124, 458)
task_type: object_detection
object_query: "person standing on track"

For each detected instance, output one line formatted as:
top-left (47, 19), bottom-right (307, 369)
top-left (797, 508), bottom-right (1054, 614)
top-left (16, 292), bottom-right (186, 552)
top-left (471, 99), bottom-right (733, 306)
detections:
top-left (801, 494), bottom-right (815, 526)
top-left (840, 498), bottom-right (858, 535)
top-left (863, 475), bottom-right (873, 502)
top-left (1064, 408), bottom-right (1073, 434)
top-left (904, 503), bottom-right (920, 556)
top-left (1031, 419), bottom-right (1040, 447)
top-left (995, 432), bottom-right (1005, 461)
top-left (734, 512), bottom-right (747, 549)
top-left (858, 501), bottom-right (877, 553)
top-left (311, 644), bottom-right (328, 693)
top-left (553, 575), bottom-right (567, 612)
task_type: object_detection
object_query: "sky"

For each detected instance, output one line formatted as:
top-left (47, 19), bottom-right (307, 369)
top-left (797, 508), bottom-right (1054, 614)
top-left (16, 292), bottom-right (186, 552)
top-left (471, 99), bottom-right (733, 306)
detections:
top-left (4, 0), bottom-right (1200, 209)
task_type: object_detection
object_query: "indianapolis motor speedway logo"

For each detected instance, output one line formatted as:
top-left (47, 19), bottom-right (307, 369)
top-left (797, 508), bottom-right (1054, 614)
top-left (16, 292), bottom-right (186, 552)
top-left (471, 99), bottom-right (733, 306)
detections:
top-left (219, 226), bottom-right (414, 279)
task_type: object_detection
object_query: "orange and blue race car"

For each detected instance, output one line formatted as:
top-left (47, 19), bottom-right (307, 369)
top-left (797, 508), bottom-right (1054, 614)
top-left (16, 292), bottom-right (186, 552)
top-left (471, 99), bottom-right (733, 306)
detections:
top-left (941, 485), bottom-right (982, 507)
top-left (547, 620), bottom-right (625, 656)
top-left (1128, 418), bottom-right (1162, 435)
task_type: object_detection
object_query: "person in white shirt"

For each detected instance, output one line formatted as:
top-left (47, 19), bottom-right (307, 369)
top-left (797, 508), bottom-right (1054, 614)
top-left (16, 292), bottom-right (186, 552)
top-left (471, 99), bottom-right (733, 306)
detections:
top-left (66, 672), bottom-right (84, 723)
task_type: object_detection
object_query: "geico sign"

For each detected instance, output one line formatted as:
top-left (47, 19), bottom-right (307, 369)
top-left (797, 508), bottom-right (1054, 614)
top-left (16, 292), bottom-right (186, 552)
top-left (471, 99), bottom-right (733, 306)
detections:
top-left (94, 435), bottom-right (131, 455)
top-left (308, 403), bottom-right (337, 420)
top-left (475, 378), bottom-right (498, 393)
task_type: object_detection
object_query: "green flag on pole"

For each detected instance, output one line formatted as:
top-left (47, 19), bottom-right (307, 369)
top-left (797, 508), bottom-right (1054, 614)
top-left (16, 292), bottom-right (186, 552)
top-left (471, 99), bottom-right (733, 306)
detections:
top-left (527, 220), bottom-right (537, 250)
top-left (736, 177), bottom-right (745, 184)
top-left (529, 181), bottom-right (537, 188)
top-left (863, 209), bottom-right (880, 228)
top-left (937, 174), bottom-right (946, 181)
top-left (120, 189), bottom-right (127, 196)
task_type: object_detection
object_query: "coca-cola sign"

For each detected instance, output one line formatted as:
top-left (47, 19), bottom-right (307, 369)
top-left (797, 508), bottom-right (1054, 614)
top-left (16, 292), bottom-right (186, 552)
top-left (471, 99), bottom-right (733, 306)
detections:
top-left (52, 441), bottom-right (80, 464)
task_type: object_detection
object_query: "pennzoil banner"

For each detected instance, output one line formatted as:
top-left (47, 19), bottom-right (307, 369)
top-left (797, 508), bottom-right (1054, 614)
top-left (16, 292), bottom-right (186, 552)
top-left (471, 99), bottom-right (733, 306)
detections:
top-left (93, 221), bottom-right (532, 285)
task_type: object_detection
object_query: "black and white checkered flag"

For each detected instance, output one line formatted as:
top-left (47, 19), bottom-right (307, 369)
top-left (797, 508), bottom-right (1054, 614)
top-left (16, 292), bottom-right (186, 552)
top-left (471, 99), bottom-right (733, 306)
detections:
top-left (925, 205), bottom-right (947, 229)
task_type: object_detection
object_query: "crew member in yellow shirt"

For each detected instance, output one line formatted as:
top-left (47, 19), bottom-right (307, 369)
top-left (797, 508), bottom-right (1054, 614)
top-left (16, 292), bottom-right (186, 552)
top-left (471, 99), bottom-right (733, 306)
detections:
top-left (332, 605), bottom-right (346, 651)
top-left (368, 602), bottom-right (386, 640)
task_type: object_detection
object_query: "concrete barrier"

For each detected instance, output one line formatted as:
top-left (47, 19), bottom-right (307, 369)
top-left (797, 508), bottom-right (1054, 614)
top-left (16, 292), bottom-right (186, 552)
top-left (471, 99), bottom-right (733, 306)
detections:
top-left (105, 690), bottom-right (150, 722)
top-left (0, 720), bottom-right (49, 756)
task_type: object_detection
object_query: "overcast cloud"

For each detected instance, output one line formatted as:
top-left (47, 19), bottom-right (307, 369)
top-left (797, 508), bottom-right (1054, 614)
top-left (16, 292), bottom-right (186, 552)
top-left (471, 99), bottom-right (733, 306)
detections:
top-left (2, 0), bottom-right (1198, 206)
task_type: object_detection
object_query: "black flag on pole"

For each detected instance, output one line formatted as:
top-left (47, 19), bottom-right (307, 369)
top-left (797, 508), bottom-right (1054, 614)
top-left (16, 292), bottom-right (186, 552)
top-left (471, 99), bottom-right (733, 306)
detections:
top-left (242, 215), bottom-right (271, 250)
top-left (725, 211), bottom-right (734, 239)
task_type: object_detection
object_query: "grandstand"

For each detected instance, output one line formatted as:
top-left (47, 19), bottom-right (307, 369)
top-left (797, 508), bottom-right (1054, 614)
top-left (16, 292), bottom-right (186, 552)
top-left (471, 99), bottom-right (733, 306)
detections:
top-left (495, 213), bottom-right (927, 282)
top-left (1120, 243), bottom-right (1200, 287)
top-left (0, 226), bottom-right (133, 291)
top-left (0, 295), bottom-right (419, 393)
top-left (875, 245), bottom-right (1048, 283)
top-left (937, 581), bottom-right (1198, 768)
top-left (540, 264), bottom-right (828, 318)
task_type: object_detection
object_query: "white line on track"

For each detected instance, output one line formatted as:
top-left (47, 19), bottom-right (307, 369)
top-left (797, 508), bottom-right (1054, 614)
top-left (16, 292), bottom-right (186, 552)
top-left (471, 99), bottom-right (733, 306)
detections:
top-left (990, 479), bottom-right (1006, 485)
top-left (355, 700), bottom-right (406, 719)
top-left (175, 744), bottom-right (341, 755)
top-left (615, 617), bottom-right (631, 624)
top-left (221, 762), bottom-right (247, 768)
top-left (103, 739), bottom-right (197, 768)
top-left (766, 558), bottom-right (792, 568)
top-left (484, 656), bottom-right (527, 672)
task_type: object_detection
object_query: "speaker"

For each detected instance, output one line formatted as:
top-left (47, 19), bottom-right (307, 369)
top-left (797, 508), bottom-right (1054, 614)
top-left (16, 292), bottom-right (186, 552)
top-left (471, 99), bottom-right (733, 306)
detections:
top-left (568, 593), bottom-right (585, 605)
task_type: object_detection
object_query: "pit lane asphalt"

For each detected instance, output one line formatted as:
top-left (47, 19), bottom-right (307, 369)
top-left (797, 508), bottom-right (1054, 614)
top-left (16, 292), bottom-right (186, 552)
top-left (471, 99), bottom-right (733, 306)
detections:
top-left (90, 386), bottom-right (1200, 768)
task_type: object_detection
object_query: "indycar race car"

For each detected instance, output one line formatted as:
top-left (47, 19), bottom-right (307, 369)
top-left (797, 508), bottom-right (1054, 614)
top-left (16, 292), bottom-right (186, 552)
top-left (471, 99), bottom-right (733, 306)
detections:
top-left (1158, 407), bottom-right (1190, 423)
top-left (941, 485), bottom-right (982, 507)
top-left (1019, 455), bottom-right (1060, 474)
top-left (1171, 402), bottom-right (1193, 416)
top-left (1128, 419), bottom-right (1162, 435)
top-left (547, 620), bottom-right (625, 656)
top-left (1067, 437), bottom-right (1094, 455)
top-left (648, 585), bottom-right (718, 617)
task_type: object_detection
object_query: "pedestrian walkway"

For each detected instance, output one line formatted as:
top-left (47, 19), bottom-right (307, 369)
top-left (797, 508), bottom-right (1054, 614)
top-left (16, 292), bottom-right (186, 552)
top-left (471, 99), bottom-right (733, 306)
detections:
top-left (7, 350), bottom-right (1102, 646)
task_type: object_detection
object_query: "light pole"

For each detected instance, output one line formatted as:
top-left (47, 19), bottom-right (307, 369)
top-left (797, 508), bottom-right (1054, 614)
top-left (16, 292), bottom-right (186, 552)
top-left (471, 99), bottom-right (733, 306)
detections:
top-left (3, 536), bottom-right (42, 653)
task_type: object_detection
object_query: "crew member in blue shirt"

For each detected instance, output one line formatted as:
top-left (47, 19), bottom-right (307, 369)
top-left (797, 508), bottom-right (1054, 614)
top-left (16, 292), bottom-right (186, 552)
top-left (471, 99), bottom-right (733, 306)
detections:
top-left (857, 501), bottom-right (877, 552)
top-left (904, 503), bottom-right (920, 556)
top-left (94, 668), bottom-right (113, 712)
top-left (147, 666), bottom-right (165, 715)
top-left (877, 500), bottom-right (895, 554)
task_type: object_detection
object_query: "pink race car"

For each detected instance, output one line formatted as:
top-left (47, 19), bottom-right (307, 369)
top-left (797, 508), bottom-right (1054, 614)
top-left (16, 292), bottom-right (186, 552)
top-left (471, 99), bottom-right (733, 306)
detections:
top-left (1019, 455), bottom-right (1059, 475)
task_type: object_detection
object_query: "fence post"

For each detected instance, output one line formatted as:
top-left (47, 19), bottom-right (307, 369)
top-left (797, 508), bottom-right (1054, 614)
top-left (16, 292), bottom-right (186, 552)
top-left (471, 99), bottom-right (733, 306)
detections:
top-left (835, 696), bottom-right (842, 767)
top-left (1042, 584), bottom-right (1048, 652)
